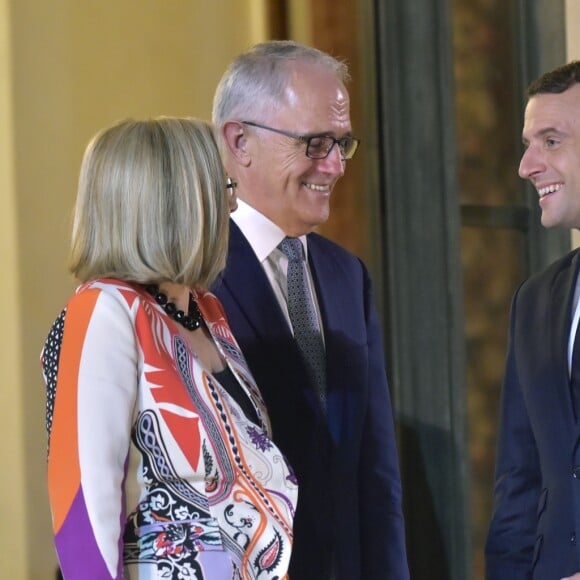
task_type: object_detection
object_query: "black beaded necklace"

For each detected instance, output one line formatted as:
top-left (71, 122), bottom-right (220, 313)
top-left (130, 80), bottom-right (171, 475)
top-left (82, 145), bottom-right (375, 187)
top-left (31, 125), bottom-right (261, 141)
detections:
top-left (144, 284), bottom-right (203, 331)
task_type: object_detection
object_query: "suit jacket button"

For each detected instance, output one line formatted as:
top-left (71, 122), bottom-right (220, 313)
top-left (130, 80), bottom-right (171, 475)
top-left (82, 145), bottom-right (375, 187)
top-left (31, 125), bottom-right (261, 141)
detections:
top-left (571, 532), bottom-right (577, 545)
top-left (573, 467), bottom-right (580, 479)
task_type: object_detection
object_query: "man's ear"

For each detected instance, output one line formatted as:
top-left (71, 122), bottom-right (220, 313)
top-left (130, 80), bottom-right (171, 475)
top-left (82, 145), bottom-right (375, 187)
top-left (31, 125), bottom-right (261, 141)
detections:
top-left (222, 121), bottom-right (251, 166)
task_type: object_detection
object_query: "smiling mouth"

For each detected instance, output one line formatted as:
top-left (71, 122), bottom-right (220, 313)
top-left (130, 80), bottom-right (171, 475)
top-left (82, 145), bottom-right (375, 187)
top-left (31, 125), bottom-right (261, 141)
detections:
top-left (538, 183), bottom-right (562, 198)
top-left (303, 182), bottom-right (330, 192)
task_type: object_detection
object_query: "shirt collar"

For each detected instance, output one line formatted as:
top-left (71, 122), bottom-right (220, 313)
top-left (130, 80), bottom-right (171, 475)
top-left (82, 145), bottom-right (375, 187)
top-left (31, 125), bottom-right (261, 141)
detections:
top-left (231, 198), bottom-right (308, 262)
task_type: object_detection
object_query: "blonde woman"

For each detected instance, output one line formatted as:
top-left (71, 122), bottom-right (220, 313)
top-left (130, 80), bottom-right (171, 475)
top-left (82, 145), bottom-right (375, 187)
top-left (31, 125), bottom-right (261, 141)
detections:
top-left (42, 118), bottom-right (297, 579)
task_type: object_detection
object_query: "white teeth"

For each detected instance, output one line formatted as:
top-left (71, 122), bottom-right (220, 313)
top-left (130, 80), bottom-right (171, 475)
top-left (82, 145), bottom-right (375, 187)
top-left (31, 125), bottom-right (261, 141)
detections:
top-left (538, 183), bottom-right (562, 197)
top-left (304, 183), bottom-right (328, 192)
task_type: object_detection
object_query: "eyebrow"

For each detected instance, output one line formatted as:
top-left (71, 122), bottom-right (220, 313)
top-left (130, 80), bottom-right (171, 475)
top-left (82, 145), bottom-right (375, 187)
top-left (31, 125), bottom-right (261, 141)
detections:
top-left (522, 126), bottom-right (567, 145)
top-left (303, 130), bottom-right (354, 139)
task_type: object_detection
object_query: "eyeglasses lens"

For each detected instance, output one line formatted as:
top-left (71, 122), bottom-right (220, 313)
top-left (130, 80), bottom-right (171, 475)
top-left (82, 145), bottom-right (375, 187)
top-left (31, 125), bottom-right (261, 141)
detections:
top-left (306, 136), bottom-right (358, 160)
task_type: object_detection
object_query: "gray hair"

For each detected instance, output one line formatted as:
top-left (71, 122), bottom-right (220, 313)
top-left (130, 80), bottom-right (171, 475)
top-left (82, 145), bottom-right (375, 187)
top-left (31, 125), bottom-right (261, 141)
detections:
top-left (69, 117), bottom-right (229, 289)
top-left (212, 40), bottom-right (350, 135)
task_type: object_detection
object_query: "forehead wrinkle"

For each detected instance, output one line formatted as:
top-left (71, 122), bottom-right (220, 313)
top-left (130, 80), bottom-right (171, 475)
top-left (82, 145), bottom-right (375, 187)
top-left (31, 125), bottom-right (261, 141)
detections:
top-left (331, 98), bottom-right (350, 117)
top-left (328, 91), bottom-right (351, 136)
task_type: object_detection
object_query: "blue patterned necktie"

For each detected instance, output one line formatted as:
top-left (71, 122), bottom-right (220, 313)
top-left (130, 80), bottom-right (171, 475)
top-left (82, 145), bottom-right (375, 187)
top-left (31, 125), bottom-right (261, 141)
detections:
top-left (278, 237), bottom-right (326, 410)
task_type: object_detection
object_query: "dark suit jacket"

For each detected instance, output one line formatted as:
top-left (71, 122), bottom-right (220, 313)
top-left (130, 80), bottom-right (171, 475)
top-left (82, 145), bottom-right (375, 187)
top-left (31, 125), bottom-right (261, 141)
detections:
top-left (486, 248), bottom-right (580, 580)
top-left (212, 221), bottom-right (409, 580)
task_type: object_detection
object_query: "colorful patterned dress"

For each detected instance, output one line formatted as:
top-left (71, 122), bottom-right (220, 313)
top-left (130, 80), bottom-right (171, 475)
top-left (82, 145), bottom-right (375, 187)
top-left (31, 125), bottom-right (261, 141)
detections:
top-left (42, 278), bottom-right (297, 579)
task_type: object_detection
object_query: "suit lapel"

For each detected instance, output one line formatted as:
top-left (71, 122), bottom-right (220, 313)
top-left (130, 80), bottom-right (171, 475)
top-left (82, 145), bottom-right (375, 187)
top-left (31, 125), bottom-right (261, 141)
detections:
top-left (308, 237), bottom-right (345, 342)
top-left (308, 236), bottom-right (347, 444)
top-left (550, 250), bottom-right (580, 425)
top-left (217, 221), bottom-right (290, 341)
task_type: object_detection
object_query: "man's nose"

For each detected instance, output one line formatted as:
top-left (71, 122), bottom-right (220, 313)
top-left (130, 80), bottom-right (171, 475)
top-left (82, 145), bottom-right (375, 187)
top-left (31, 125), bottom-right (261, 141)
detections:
top-left (519, 145), bottom-right (545, 180)
top-left (318, 142), bottom-right (346, 176)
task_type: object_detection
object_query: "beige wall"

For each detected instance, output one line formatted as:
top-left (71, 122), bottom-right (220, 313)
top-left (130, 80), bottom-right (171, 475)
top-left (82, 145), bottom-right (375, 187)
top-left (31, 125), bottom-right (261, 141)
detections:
top-left (0, 0), bottom-right (26, 575)
top-left (0, 1), bottom-right (266, 576)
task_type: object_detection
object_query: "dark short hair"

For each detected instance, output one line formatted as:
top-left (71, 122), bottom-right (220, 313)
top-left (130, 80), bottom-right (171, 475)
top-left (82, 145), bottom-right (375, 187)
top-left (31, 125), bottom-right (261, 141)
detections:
top-left (527, 60), bottom-right (580, 96)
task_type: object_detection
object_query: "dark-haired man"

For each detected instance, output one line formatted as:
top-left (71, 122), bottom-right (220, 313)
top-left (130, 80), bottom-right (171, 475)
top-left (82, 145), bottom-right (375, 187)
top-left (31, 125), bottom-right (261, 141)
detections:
top-left (486, 60), bottom-right (580, 580)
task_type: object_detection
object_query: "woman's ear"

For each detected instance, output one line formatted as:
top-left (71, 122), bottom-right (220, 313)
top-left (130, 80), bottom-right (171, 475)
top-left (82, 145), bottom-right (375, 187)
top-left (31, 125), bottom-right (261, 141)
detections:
top-left (222, 121), bottom-right (251, 166)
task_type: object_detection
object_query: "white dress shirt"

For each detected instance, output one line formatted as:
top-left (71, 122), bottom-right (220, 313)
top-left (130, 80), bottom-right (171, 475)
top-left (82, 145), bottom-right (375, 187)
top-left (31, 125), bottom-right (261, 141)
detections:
top-left (568, 272), bottom-right (580, 375)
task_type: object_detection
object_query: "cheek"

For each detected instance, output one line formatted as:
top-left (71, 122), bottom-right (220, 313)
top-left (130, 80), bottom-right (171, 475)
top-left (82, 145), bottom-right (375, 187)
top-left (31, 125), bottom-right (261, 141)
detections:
top-left (571, 155), bottom-right (580, 183)
top-left (278, 150), bottom-right (306, 175)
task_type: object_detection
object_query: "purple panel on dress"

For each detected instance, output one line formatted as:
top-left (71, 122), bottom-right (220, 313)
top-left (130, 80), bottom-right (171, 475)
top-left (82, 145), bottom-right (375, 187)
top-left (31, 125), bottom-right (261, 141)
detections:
top-left (197, 549), bottom-right (237, 578)
top-left (55, 487), bottom-right (120, 579)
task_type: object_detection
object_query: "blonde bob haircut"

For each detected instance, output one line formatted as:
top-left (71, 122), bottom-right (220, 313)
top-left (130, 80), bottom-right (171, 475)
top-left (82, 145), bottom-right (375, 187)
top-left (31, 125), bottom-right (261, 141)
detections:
top-left (69, 117), bottom-right (229, 289)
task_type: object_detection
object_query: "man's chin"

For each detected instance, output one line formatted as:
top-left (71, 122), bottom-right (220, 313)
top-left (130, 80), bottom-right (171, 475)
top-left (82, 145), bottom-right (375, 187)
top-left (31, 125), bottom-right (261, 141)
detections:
top-left (540, 214), bottom-right (572, 229)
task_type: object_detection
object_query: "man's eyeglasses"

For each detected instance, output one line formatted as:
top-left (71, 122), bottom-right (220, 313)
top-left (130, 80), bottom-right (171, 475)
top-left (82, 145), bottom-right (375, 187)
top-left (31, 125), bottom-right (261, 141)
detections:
top-left (241, 121), bottom-right (360, 160)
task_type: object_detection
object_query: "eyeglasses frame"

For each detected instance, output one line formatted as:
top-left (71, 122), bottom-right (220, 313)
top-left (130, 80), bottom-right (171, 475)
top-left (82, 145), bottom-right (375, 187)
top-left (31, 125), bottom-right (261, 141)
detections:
top-left (240, 120), bottom-right (360, 160)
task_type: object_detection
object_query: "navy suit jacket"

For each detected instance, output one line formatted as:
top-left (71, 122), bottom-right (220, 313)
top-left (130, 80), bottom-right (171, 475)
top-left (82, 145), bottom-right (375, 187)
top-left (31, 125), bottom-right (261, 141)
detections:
top-left (486, 248), bottom-right (580, 579)
top-left (212, 221), bottom-right (409, 579)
